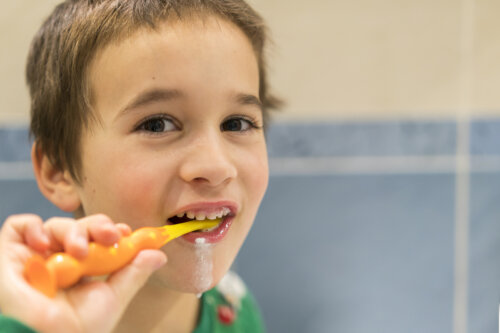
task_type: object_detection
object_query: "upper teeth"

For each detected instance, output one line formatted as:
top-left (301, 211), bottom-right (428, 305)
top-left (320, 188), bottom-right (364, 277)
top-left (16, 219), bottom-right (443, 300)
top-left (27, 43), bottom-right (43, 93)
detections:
top-left (176, 207), bottom-right (231, 221)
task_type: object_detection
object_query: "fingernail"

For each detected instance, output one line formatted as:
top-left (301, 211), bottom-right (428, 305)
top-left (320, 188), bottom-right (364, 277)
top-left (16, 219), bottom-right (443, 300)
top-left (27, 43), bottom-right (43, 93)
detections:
top-left (40, 232), bottom-right (50, 245)
top-left (75, 236), bottom-right (88, 251)
top-left (153, 255), bottom-right (167, 270)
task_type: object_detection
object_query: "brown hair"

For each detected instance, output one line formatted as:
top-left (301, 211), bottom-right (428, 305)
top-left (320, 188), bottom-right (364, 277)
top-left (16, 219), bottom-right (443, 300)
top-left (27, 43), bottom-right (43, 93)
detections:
top-left (27, 0), bottom-right (281, 183)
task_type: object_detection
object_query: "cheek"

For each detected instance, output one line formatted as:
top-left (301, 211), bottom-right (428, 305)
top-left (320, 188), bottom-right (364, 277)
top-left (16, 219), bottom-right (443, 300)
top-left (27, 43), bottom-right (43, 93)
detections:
top-left (113, 168), bottom-right (155, 203)
top-left (242, 147), bottom-right (269, 205)
top-left (81, 149), bottom-right (168, 221)
top-left (114, 162), bottom-right (155, 193)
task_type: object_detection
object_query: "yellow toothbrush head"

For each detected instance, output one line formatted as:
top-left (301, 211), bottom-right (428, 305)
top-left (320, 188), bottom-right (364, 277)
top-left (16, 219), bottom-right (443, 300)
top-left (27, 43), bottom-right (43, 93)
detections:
top-left (162, 219), bottom-right (221, 242)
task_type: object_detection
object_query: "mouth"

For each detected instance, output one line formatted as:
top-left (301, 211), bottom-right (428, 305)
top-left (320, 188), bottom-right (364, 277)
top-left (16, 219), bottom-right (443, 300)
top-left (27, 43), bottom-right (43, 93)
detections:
top-left (166, 206), bottom-right (235, 240)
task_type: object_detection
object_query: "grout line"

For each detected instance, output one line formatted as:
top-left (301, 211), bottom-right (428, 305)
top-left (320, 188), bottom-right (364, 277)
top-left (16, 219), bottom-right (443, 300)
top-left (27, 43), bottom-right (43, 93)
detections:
top-left (453, 0), bottom-right (475, 331)
top-left (454, 153), bottom-right (470, 333)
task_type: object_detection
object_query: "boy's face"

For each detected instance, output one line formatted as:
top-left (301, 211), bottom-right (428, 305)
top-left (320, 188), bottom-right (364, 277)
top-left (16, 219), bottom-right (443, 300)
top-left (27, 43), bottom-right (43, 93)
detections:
top-left (75, 16), bottom-right (268, 293)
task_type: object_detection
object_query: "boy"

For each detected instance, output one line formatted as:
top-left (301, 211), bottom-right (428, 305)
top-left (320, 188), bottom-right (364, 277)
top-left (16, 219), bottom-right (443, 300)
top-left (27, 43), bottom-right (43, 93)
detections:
top-left (0, 0), bottom-right (280, 332)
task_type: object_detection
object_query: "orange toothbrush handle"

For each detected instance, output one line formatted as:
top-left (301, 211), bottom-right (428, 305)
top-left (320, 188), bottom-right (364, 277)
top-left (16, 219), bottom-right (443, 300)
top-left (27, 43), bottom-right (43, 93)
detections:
top-left (24, 221), bottom-right (218, 297)
top-left (79, 227), bottom-right (168, 276)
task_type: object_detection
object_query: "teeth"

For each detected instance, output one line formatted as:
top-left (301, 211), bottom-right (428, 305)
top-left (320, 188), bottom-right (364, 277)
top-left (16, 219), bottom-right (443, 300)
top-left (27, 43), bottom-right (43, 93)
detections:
top-left (195, 213), bottom-right (206, 221)
top-left (207, 213), bottom-right (218, 220)
top-left (174, 207), bottom-right (232, 221)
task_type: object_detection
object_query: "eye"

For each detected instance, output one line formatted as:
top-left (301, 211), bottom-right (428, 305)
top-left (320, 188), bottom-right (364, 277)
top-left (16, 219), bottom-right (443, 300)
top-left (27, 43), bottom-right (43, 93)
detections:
top-left (136, 116), bottom-right (177, 133)
top-left (221, 117), bottom-right (260, 132)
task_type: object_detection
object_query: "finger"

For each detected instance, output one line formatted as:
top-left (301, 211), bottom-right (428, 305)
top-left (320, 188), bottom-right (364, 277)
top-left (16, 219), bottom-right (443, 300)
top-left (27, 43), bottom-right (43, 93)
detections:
top-left (1, 214), bottom-right (49, 254)
top-left (0, 214), bottom-right (47, 274)
top-left (1, 214), bottom-right (44, 244)
top-left (43, 215), bottom-right (122, 259)
top-left (82, 214), bottom-right (121, 246)
top-left (108, 250), bottom-right (167, 306)
top-left (24, 219), bottom-right (50, 253)
top-left (115, 223), bottom-right (132, 237)
top-left (65, 250), bottom-right (167, 333)
top-left (42, 217), bottom-right (80, 254)
top-left (64, 222), bottom-right (89, 259)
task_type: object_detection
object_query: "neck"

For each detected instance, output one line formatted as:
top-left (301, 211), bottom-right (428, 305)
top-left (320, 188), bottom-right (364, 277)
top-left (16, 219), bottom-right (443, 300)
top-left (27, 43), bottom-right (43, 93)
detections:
top-left (114, 277), bottom-right (201, 333)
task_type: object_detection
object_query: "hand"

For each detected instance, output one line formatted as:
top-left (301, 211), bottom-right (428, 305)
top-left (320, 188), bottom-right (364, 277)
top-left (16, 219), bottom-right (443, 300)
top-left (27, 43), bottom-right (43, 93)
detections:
top-left (0, 214), bottom-right (167, 333)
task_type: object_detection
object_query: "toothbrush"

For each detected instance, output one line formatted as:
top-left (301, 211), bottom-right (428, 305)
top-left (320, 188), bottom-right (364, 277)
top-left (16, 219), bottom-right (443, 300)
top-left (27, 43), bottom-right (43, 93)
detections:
top-left (24, 220), bottom-right (219, 297)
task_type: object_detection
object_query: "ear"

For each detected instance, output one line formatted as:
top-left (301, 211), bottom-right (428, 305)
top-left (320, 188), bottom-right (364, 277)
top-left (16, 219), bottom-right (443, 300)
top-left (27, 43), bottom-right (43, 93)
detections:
top-left (31, 143), bottom-right (81, 213)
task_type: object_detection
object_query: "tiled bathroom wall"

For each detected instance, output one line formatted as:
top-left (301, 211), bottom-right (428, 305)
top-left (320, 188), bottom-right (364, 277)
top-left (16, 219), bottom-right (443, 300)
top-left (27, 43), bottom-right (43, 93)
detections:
top-left (2, 1), bottom-right (500, 332)
top-left (237, 119), bottom-right (498, 333)
top-left (1, 119), bottom-right (499, 333)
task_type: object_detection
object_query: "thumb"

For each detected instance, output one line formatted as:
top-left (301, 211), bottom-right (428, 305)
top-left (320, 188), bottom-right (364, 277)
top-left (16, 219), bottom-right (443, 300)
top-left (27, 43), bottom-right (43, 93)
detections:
top-left (108, 249), bottom-right (167, 305)
top-left (66, 250), bottom-right (167, 333)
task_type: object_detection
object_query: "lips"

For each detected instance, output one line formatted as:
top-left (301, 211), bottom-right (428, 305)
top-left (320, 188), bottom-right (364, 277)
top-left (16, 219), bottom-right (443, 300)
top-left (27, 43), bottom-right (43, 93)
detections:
top-left (166, 201), bottom-right (237, 244)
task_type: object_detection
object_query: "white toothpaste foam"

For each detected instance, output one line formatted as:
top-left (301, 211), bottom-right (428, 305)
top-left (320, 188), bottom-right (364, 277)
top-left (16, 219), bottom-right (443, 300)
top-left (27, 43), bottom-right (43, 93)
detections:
top-left (193, 238), bottom-right (213, 292)
top-left (195, 237), bottom-right (206, 244)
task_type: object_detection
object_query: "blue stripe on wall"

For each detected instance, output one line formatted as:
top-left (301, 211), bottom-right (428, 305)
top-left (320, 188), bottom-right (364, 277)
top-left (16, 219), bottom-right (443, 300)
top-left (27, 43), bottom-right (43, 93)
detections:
top-left (0, 180), bottom-right (70, 222)
top-left (0, 127), bottom-right (31, 162)
top-left (266, 121), bottom-right (457, 157)
top-left (2, 120), bottom-right (499, 162)
top-left (470, 119), bottom-right (500, 156)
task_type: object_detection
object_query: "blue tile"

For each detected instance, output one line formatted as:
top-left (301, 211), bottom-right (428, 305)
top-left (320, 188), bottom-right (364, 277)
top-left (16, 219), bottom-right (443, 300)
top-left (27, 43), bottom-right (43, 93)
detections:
top-left (470, 119), bottom-right (500, 156)
top-left (468, 173), bottom-right (500, 333)
top-left (266, 121), bottom-right (457, 158)
top-left (236, 174), bottom-right (455, 333)
top-left (0, 180), bottom-right (70, 224)
top-left (0, 127), bottom-right (31, 162)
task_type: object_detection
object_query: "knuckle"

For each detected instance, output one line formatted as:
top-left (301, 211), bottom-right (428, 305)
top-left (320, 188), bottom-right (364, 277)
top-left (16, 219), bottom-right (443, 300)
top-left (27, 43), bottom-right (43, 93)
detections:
top-left (86, 214), bottom-right (114, 226)
top-left (115, 223), bottom-right (130, 230)
top-left (4, 213), bottom-right (42, 225)
top-left (94, 213), bottom-right (112, 222)
top-left (44, 216), bottom-right (74, 225)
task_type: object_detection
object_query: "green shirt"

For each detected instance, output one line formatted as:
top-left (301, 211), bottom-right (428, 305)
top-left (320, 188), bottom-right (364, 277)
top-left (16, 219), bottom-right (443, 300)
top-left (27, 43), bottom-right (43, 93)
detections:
top-left (194, 275), bottom-right (265, 333)
top-left (0, 315), bottom-right (37, 333)
top-left (0, 272), bottom-right (265, 333)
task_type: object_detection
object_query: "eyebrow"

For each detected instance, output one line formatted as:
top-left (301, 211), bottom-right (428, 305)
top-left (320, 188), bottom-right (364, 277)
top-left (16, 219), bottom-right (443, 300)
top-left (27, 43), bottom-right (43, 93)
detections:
top-left (119, 88), bottom-right (263, 115)
top-left (120, 88), bottom-right (183, 114)
top-left (234, 93), bottom-right (263, 112)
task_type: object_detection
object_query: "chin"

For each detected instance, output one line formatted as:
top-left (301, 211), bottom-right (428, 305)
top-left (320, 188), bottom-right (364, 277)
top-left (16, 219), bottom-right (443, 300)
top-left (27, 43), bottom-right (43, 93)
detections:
top-left (155, 230), bottom-right (244, 293)
top-left (151, 255), bottom-right (233, 294)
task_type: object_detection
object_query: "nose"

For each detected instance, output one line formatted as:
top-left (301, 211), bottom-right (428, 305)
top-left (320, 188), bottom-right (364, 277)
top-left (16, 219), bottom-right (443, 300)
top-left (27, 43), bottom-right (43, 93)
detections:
top-left (179, 134), bottom-right (237, 187)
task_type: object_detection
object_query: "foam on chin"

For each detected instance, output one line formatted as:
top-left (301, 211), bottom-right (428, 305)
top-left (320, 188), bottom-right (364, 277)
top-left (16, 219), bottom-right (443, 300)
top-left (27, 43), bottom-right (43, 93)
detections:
top-left (193, 238), bottom-right (213, 292)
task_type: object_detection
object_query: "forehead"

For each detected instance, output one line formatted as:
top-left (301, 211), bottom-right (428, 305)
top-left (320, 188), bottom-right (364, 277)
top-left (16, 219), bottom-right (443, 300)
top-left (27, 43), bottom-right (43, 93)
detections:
top-left (87, 16), bottom-right (259, 117)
